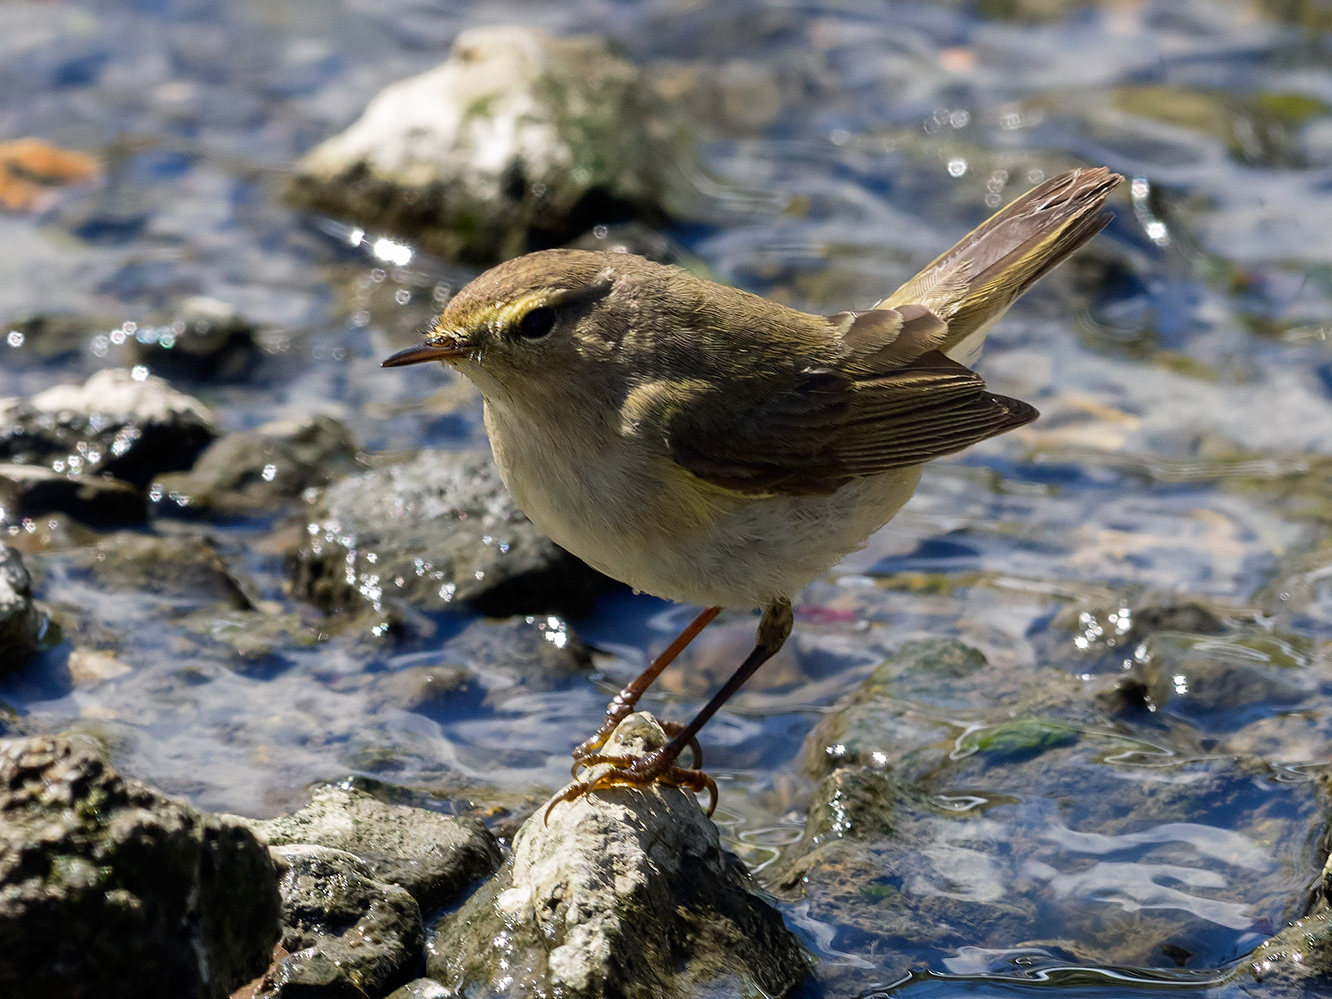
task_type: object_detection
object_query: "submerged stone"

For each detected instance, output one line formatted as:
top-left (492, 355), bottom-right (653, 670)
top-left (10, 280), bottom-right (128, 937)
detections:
top-left (774, 636), bottom-right (1327, 991)
top-left (126, 296), bottom-right (258, 381)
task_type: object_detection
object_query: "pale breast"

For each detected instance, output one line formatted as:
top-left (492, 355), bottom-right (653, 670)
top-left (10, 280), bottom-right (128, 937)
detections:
top-left (484, 398), bottom-right (922, 609)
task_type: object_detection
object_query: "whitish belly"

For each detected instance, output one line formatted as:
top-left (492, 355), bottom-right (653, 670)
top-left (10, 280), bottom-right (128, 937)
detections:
top-left (486, 402), bottom-right (921, 608)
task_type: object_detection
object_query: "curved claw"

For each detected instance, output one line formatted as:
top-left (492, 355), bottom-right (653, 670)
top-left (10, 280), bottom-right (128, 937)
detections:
top-left (545, 750), bottom-right (718, 824)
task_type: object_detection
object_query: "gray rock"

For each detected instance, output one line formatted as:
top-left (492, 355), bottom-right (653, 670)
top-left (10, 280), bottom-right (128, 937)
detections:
top-left (289, 450), bottom-right (607, 619)
top-left (0, 461), bottom-right (147, 527)
top-left (0, 544), bottom-right (42, 673)
top-left (153, 414), bottom-right (361, 517)
top-left (428, 713), bottom-right (809, 999)
top-left (247, 785), bottom-right (500, 913)
top-left (288, 25), bottom-right (697, 264)
top-left (0, 368), bottom-right (216, 488)
top-left (258, 844), bottom-right (425, 999)
top-left (0, 735), bottom-right (281, 999)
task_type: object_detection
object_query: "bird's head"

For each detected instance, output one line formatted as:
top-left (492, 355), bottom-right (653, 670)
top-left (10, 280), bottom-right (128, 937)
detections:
top-left (382, 248), bottom-right (647, 411)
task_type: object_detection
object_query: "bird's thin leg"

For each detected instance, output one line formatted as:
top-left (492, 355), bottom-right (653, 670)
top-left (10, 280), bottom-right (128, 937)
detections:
top-left (548, 599), bottom-right (793, 821)
top-left (571, 605), bottom-right (720, 767)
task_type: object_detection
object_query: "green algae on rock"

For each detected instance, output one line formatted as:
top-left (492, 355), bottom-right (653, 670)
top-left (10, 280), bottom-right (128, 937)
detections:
top-left (288, 25), bottom-right (700, 265)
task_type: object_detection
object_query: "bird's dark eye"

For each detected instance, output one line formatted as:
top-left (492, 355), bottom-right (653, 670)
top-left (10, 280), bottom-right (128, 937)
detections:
top-left (516, 305), bottom-right (557, 340)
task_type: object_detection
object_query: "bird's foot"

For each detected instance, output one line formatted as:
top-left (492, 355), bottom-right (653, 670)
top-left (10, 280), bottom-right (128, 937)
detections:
top-left (546, 746), bottom-right (717, 824)
top-left (571, 718), bottom-right (701, 776)
top-left (568, 702), bottom-right (636, 768)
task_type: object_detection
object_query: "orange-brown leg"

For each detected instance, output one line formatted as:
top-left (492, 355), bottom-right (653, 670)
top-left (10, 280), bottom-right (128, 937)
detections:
top-left (570, 605), bottom-right (720, 770)
top-left (548, 599), bottom-right (792, 822)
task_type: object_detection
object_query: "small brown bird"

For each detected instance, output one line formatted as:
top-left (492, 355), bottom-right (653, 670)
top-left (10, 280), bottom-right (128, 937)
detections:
top-left (384, 166), bottom-right (1123, 816)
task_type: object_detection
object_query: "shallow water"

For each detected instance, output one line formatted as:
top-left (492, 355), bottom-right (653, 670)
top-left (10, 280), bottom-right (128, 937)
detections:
top-left (2, 0), bottom-right (1332, 995)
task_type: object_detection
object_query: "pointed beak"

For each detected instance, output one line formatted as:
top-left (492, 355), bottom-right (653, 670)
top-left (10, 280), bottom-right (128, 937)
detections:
top-left (380, 335), bottom-right (468, 368)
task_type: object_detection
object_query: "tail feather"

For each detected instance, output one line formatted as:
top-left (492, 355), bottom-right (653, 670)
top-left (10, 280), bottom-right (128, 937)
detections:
top-left (878, 167), bottom-right (1123, 365)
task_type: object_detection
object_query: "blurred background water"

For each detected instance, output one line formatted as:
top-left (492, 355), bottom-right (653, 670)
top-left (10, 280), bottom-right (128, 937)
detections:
top-left (2, 0), bottom-right (1331, 995)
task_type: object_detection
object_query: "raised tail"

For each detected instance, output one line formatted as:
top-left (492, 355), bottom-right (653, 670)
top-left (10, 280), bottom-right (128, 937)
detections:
top-left (877, 166), bottom-right (1124, 366)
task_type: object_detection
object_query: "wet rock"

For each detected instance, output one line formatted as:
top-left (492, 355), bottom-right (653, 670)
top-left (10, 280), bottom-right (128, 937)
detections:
top-left (649, 58), bottom-right (786, 136)
top-left (0, 701), bottom-right (25, 737)
top-left (258, 844), bottom-right (425, 999)
top-left (0, 461), bottom-right (147, 527)
top-left (0, 735), bottom-right (281, 999)
top-left (245, 785), bottom-right (500, 913)
top-left (1242, 911), bottom-right (1332, 992)
top-left (178, 607), bottom-right (322, 665)
top-left (153, 415), bottom-right (361, 518)
top-left (28, 533), bottom-right (257, 661)
top-left (0, 511), bottom-right (97, 554)
top-left (0, 368), bottom-right (216, 488)
top-left (1108, 85), bottom-right (1326, 168)
top-left (1237, 833), bottom-right (1332, 992)
top-left (367, 615), bottom-right (591, 727)
top-left (0, 544), bottom-right (42, 672)
top-left (288, 25), bottom-right (697, 264)
top-left (3, 301), bottom-right (258, 380)
top-left (125, 296), bottom-right (258, 380)
top-left (289, 450), bottom-right (608, 619)
top-left (0, 312), bottom-right (118, 365)
top-left (385, 980), bottom-right (451, 999)
top-left (428, 713), bottom-right (809, 999)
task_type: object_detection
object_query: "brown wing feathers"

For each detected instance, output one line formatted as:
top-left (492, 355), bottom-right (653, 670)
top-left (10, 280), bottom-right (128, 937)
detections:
top-left (670, 344), bottom-right (1036, 496)
top-left (667, 166), bottom-right (1121, 497)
